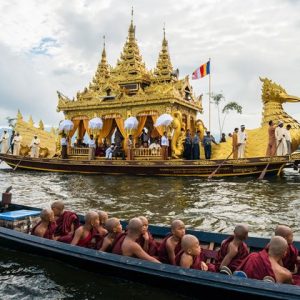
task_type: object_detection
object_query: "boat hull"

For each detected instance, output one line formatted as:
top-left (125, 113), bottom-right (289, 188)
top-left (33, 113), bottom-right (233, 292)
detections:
top-left (0, 154), bottom-right (289, 177)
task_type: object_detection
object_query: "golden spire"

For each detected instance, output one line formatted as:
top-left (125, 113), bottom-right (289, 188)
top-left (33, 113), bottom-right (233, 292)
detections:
top-left (93, 35), bottom-right (110, 85)
top-left (112, 9), bottom-right (149, 83)
top-left (154, 24), bottom-right (173, 81)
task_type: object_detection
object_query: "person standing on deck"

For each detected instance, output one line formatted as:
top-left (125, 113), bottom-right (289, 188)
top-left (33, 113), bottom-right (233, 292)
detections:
top-left (275, 121), bottom-right (287, 156)
top-left (285, 125), bottom-right (292, 155)
top-left (237, 125), bottom-right (247, 158)
top-left (88, 134), bottom-right (96, 160)
top-left (60, 134), bottom-right (68, 159)
top-left (0, 130), bottom-right (10, 153)
top-left (161, 131), bottom-right (169, 160)
top-left (30, 135), bottom-right (40, 158)
top-left (192, 131), bottom-right (200, 160)
top-left (202, 131), bottom-right (218, 159)
top-left (10, 130), bottom-right (15, 154)
top-left (266, 120), bottom-right (277, 156)
top-left (232, 128), bottom-right (239, 159)
top-left (127, 135), bottom-right (134, 160)
top-left (183, 129), bottom-right (192, 160)
top-left (12, 132), bottom-right (22, 156)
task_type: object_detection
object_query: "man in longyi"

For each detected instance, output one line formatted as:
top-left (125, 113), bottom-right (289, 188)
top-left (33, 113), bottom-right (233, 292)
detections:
top-left (12, 132), bottom-right (22, 156)
top-left (30, 135), bottom-right (40, 158)
top-left (232, 128), bottom-right (239, 159)
top-left (111, 217), bottom-right (160, 263)
top-left (0, 130), bottom-right (10, 153)
top-left (215, 224), bottom-right (249, 273)
top-left (126, 135), bottom-right (134, 160)
top-left (31, 209), bottom-right (56, 240)
top-left (237, 236), bottom-right (292, 284)
top-left (266, 120), bottom-right (277, 156)
top-left (237, 125), bottom-right (247, 158)
top-left (285, 124), bottom-right (292, 155)
top-left (161, 131), bottom-right (169, 160)
top-left (275, 120), bottom-right (287, 156)
top-left (51, 200), bottom-right (80, 240)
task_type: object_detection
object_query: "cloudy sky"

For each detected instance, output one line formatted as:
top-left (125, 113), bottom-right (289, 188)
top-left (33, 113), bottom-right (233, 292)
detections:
top-left (0, 0), bottom-right (300, 134)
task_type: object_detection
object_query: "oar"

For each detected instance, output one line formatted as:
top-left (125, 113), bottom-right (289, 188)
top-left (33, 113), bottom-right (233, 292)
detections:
top-left (207, 149), bottom-right (234, 180)
top-left (13, 154), bottom-right (27, 171)
top-left (258, 140), bottom-right (282, 180)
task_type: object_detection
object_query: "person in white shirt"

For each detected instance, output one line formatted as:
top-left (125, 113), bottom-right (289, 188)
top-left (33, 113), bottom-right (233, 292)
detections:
top-left (237, 125), bottom-right (247, 158)
top-left (0, 130), bottom-right (10, 153)
top-left (88, 134), bottom-right (96, 160)
top-left (275, 121), bottom-right (287, 156)
top-left (161, 131), bottom-right (169, 160)
top-left (30, 135), bottom-right (40, 158)
top-left (105, 144), bottom-right (115, 160)
top-left (12, 132), bottom-right (22, 156)
top-left (149, 139), bottom-right (161, 155)
top-left (126, 135), bottom-right (134, 160)
top-left (285, 124), bottom-right (292, 155)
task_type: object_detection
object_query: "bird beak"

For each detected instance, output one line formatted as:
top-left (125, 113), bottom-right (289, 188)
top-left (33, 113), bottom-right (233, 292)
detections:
top-left (280, 93), bottom-right (300, 103)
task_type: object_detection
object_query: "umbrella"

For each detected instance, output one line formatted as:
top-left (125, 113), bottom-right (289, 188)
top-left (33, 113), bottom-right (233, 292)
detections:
top-left (154, 113), bottom-right (173, 127)
top-left (89, 117), bottom-right (103, 130)
top-left (59, 120), bottom-right (74, 132)
top-left (124, 116), bottom-right (139, 130)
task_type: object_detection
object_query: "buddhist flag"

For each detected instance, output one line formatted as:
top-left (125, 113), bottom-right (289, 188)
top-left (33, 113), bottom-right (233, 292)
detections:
top-left (192, 61), bottom-right (210, 79)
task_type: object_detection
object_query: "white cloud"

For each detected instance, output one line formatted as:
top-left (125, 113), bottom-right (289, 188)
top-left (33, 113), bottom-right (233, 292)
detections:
top-left (0, 0), bottom-right (299, 134)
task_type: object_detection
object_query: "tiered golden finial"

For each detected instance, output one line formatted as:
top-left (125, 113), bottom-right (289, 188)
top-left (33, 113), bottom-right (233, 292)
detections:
top-left (153, 24), bottom-right (173, 82)
top-left (93, 35), bottom-right (110, 85)
top-left (112, 8), bottom-right (149, 83)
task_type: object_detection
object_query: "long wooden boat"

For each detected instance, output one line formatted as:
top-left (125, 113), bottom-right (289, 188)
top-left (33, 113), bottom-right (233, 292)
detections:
top-left (0, 203), bottom-right (300, 299)
top-left (0, 153), bottom-right (290, 177)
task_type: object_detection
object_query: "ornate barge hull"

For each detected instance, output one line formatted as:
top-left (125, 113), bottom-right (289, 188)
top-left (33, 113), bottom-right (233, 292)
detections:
top-left (0, 154), bottom-right (289, 177)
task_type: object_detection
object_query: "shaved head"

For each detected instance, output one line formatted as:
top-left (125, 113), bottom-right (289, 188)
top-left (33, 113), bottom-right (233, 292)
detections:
top-left (138, 216), bottom-right (148, 225)
top-left (234, 224), bottom-right (249, 240)
top-left (275, 225), bottom-right (292, 238)
top-left (98, 211), bottom-right (108, 224)
top-left (40, 208), bottom-right (53, 222)
top-left (51, 200), bottom-right (64, 211)
top-left (269, 236), bottom-right (288, 258)
top-left (127, 217), bottom-right (143, 234)
top-left (181, 234), bottom-right (199, 252)
top-left (105, 218), bottom-right (120, 232)
top-left (85, 211), bottom-right (99, 225)
top-left (171, 219), bottom-right (185, 230)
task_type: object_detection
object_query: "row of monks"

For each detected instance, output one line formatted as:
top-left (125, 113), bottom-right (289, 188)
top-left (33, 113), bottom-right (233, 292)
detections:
top-left (31, 201), bottom-right (300, 286)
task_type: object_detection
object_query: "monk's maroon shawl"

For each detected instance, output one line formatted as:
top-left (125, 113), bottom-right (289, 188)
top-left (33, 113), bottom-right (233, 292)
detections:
top-left (31, 221), bottom-right (56, 240)
top-left (215, 235), bottom-right (249, 271)
top-left (158, 233), bottom-right (182, 264)
top-left (136, 231), bottom-right (158, 256)
top-left (111, 233), bottom-right (127, 255)
top-left (237, 249), bottom-right (275, 281)
top-left (283, 244), bottom-right (299, 272)
top-left (54, 211), bottom-right (80, 237)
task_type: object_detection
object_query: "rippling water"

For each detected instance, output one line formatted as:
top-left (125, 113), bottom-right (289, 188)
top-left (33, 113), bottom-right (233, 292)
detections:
top-left (1, 165), bottom-right (300, 299)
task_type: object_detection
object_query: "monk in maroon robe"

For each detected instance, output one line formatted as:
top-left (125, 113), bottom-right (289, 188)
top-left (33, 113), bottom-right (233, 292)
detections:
top-left (175, 234), bottom-right (215, 272)
top-left (31, 209), bottom-right (56, 240)
top-left (51, 201), bottom-right (80, 239)
top-left (99, 218), bottom-right (123, 252)
top-left (158, 220), bottom-right (185, 265)
top-left (215, 224), bottom-right (249, 272)
top-left (266, 120), bottom-right (277, 156)
top-left (136, 216), bottom-right (158, 256)
top-left (71, 211), bottom-right (99, 247)
top-left (237, 236), bottom-right (292, 284)
top-left (111, 218), bottom-right (160, 263)
top-left (88, 211), bottom-right (108, 249)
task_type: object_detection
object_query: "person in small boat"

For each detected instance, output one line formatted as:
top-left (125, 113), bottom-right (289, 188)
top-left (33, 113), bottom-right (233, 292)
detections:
top-left (158, 219), bottom-right (185, 265)
top-left (274, 225), bottom-right (299, 274)
top-left (51, 201), bottom-right (80, 240)
top-left (99, 217), bottom-right (123, 252)
top-left (175, 234), bottom-right (215, 271)
top-left (111, 218), bottom-right (160, 263)
top-left (237, 236), bottom-right (292, 284)
top-left (135, 216), bottom-right (158, 256)
top-left (89, 211), bottom-right (109, 249)
top-left (215, 224), bottom-right (249, 272)
top-left (12, 132), bottom-right (22, 156)
top-left (70, 211), bottom-right (99, 247)
top-left (30, 135), bottom-right (40, 158)
top-left (232, 128), bottom-right (239, 159)
top-left (266, 120), bottom-right (277, 156)
top-left (31, 208), bottom-right (56, 240)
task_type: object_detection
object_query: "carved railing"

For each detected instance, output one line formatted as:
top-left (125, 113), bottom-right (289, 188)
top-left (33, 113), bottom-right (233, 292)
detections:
top-left (133, 147), bottom-right (162, 157)
top-left (68, 147), bottom-right (89, 156)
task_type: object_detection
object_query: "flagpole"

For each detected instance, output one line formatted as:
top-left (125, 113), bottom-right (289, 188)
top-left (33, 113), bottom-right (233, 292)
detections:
top-left (208, 57), bottom-right (211, 131)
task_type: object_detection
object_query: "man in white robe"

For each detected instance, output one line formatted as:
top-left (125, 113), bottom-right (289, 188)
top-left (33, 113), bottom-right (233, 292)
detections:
top-left (12, 132), bottom-right (22, 156)
top-left (30, 135), bottom-right (40, 158)
top-left (237, 125), bottom-right (247, 158)
top-left (0, 130), bottom-right (10, 153)
top-left (275, 121), bottom-right (287, 156)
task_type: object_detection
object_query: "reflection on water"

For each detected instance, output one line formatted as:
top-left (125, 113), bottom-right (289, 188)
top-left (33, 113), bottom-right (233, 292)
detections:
top-left (0, 167), bottom-right (300, 298)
